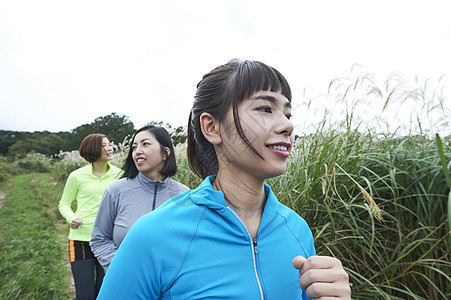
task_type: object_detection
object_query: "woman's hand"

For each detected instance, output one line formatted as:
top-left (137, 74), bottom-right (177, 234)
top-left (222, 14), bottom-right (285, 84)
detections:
top-left (70, 217), bottom-right (83, 229)
top-left (293, 255), bottom-right (351, 299)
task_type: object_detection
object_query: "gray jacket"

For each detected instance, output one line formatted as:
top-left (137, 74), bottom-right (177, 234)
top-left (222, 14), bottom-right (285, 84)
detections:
top-left (90, 172), bottom-right (189, 271)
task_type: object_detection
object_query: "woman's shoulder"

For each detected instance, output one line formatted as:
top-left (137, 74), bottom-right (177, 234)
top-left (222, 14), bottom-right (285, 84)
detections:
top-left (167, 178), bottom-right (190, 192)
top-left (151, 187), bottom-right (206, 221)
top-left (128, 190), bottom-right (204, 238)
top-left (108, 164), bottom-right (124, 176)
top-left (273, 202), bottom-right (313, 246)
top-left (278, 203), bottom-right (308, 223)
top-left (264, 183), bottom-right (301, 214)
top-left (264, 184), bottom-right (310, 228)
top-left (106, 176), bottom-right (139, 193)
top-left (68, 163), bottom-right (91, 178)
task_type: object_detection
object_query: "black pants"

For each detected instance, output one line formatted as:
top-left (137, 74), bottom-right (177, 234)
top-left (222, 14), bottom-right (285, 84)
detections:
top-left (69, 240), bottom-right (104, 300)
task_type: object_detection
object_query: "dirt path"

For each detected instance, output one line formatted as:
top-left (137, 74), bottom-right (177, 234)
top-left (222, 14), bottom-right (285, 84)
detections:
top-left (56, 220), bottom-right (76, 297)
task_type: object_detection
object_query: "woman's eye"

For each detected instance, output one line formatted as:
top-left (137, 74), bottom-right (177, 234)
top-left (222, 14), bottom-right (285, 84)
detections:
top-left (257, 106), bottom-right (272, 113)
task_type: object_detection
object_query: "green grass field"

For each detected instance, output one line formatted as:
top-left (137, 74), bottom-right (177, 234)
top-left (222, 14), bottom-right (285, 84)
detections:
top-left (0, 173), bottom-right (72, 300)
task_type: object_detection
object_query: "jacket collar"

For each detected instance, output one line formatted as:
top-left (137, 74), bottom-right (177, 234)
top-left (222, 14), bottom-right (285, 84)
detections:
top-left (190, 175), bottom-right (280, 222)
top-left (137, 172), bottom-right (169, 193)
top-left (83, 162), bottom-right (116, 177)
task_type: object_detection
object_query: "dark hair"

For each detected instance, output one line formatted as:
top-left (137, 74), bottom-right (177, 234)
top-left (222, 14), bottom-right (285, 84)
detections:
top-left (188, 59), bottom-right (292, 179)
top-left (79, 133), bottom-right (107, 163)
top-left (122, 125), bottom-right (177, 179)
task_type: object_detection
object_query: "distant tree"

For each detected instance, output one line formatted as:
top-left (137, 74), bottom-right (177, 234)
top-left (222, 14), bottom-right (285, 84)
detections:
top-left (145, 120), bottom-right (171, 130)
top-left (2, 114), bottom-right (135, 156)
top-left (55, 131), bottom-right (76, 152)
top-left (7, 131), bottom-right (64, 157)
top-left (143, 121), bottom-right (187, 146)
top-left (171, 126), bottom-right (187, 146)
top-left (69, 113), bottom-right (135, 150)
top-left (0, 130), bottom-right (23, 155)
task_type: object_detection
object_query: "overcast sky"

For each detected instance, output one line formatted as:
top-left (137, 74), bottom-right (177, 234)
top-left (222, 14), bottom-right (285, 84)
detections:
top-left (0, 0), bottom-right (450, 136)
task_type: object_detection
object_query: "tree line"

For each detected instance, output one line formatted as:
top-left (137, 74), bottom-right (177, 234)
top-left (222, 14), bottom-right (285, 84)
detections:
top-left (0, 113), bottom-right (186, 157)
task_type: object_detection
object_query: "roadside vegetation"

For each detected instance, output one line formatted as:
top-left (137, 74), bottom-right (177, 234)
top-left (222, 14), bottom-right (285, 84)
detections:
top-left (269, 129), bottom-right (450, 299)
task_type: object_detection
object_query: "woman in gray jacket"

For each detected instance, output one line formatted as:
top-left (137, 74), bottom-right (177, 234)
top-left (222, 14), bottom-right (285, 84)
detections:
top-left (90, 125), bottom-right (189, 271)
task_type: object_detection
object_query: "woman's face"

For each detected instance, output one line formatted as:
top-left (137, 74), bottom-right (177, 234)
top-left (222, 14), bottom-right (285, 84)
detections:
top-left (99, 137), bottom-right (114, 162)
top-left (218, 90), bottom-right (294, 181)
top-left (131, 130), bottom-right (168, 180)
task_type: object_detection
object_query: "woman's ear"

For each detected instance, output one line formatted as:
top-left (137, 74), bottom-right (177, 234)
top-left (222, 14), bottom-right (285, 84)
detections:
top-left (200, 112), bottom-right (222, 145)
top-left (162, 147), bottom-right (170, 161)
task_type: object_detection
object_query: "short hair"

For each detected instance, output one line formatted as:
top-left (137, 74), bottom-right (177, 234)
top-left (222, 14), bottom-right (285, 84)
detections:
top-left (187, 59), bottom-right (292, 179)
top-left (122, 125), bottom-right (178, 179)
top-left (79, 133), bottom-right (107, 163)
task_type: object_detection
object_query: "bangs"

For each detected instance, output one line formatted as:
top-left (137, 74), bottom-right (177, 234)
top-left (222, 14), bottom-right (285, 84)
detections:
top-left (231, 60), bottom-right (292, 103)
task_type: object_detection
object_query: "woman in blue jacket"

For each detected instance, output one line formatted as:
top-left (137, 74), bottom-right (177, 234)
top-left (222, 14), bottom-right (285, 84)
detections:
top-left (90, 125), bottom-right (189, 272)
top-left (98, 59), bottom-right (351, 299)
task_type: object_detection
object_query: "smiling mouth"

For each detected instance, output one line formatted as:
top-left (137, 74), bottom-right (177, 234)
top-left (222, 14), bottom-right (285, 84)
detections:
top-left (266, 144), bottom-right (291, 158)
top-left (267, 145), bottom-right (288, 151)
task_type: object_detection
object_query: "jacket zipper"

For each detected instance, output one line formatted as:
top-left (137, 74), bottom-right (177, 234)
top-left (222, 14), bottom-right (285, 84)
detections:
top-left (227, 207), bottom-right (265, 300)
top-left (152, 182), bottom-right (159, 210)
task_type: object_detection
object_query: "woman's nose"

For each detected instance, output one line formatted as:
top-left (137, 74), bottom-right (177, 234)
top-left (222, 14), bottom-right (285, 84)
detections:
top-left (134, 145), bottom-right (142, 153)
top-left (277, 114), bottom-right (294, 137)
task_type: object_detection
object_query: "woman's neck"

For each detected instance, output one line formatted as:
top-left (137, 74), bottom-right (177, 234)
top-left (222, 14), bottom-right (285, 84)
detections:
top-left (213, 170), bottom-right (266, 238)
top-left (142, 170), bottom-right (166, 182)
top-left (92, 160), bottom-right (109, 178)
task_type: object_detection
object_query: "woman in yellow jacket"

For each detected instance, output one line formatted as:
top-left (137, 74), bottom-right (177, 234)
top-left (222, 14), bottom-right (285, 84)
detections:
top-left (59, 133), bottom-right (123, 300)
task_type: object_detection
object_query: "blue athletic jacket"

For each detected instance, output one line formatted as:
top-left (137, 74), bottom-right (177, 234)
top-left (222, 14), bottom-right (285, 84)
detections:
top-left (98, 176), bottom-right (316, 299)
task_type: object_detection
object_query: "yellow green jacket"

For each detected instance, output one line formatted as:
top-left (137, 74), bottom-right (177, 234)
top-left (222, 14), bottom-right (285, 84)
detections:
top-left (59, 163), bottom-right (123, 241)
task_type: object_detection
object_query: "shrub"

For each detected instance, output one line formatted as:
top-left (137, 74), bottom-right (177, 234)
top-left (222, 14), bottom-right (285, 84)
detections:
top-left (14, 153), bottom-right (52, 173)
top-left (110, 139), bottom-right (128, 169)
top-left (0, 156), bottom-right (21, 181)
top-left (51, 150), bottom-right (87, 182)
